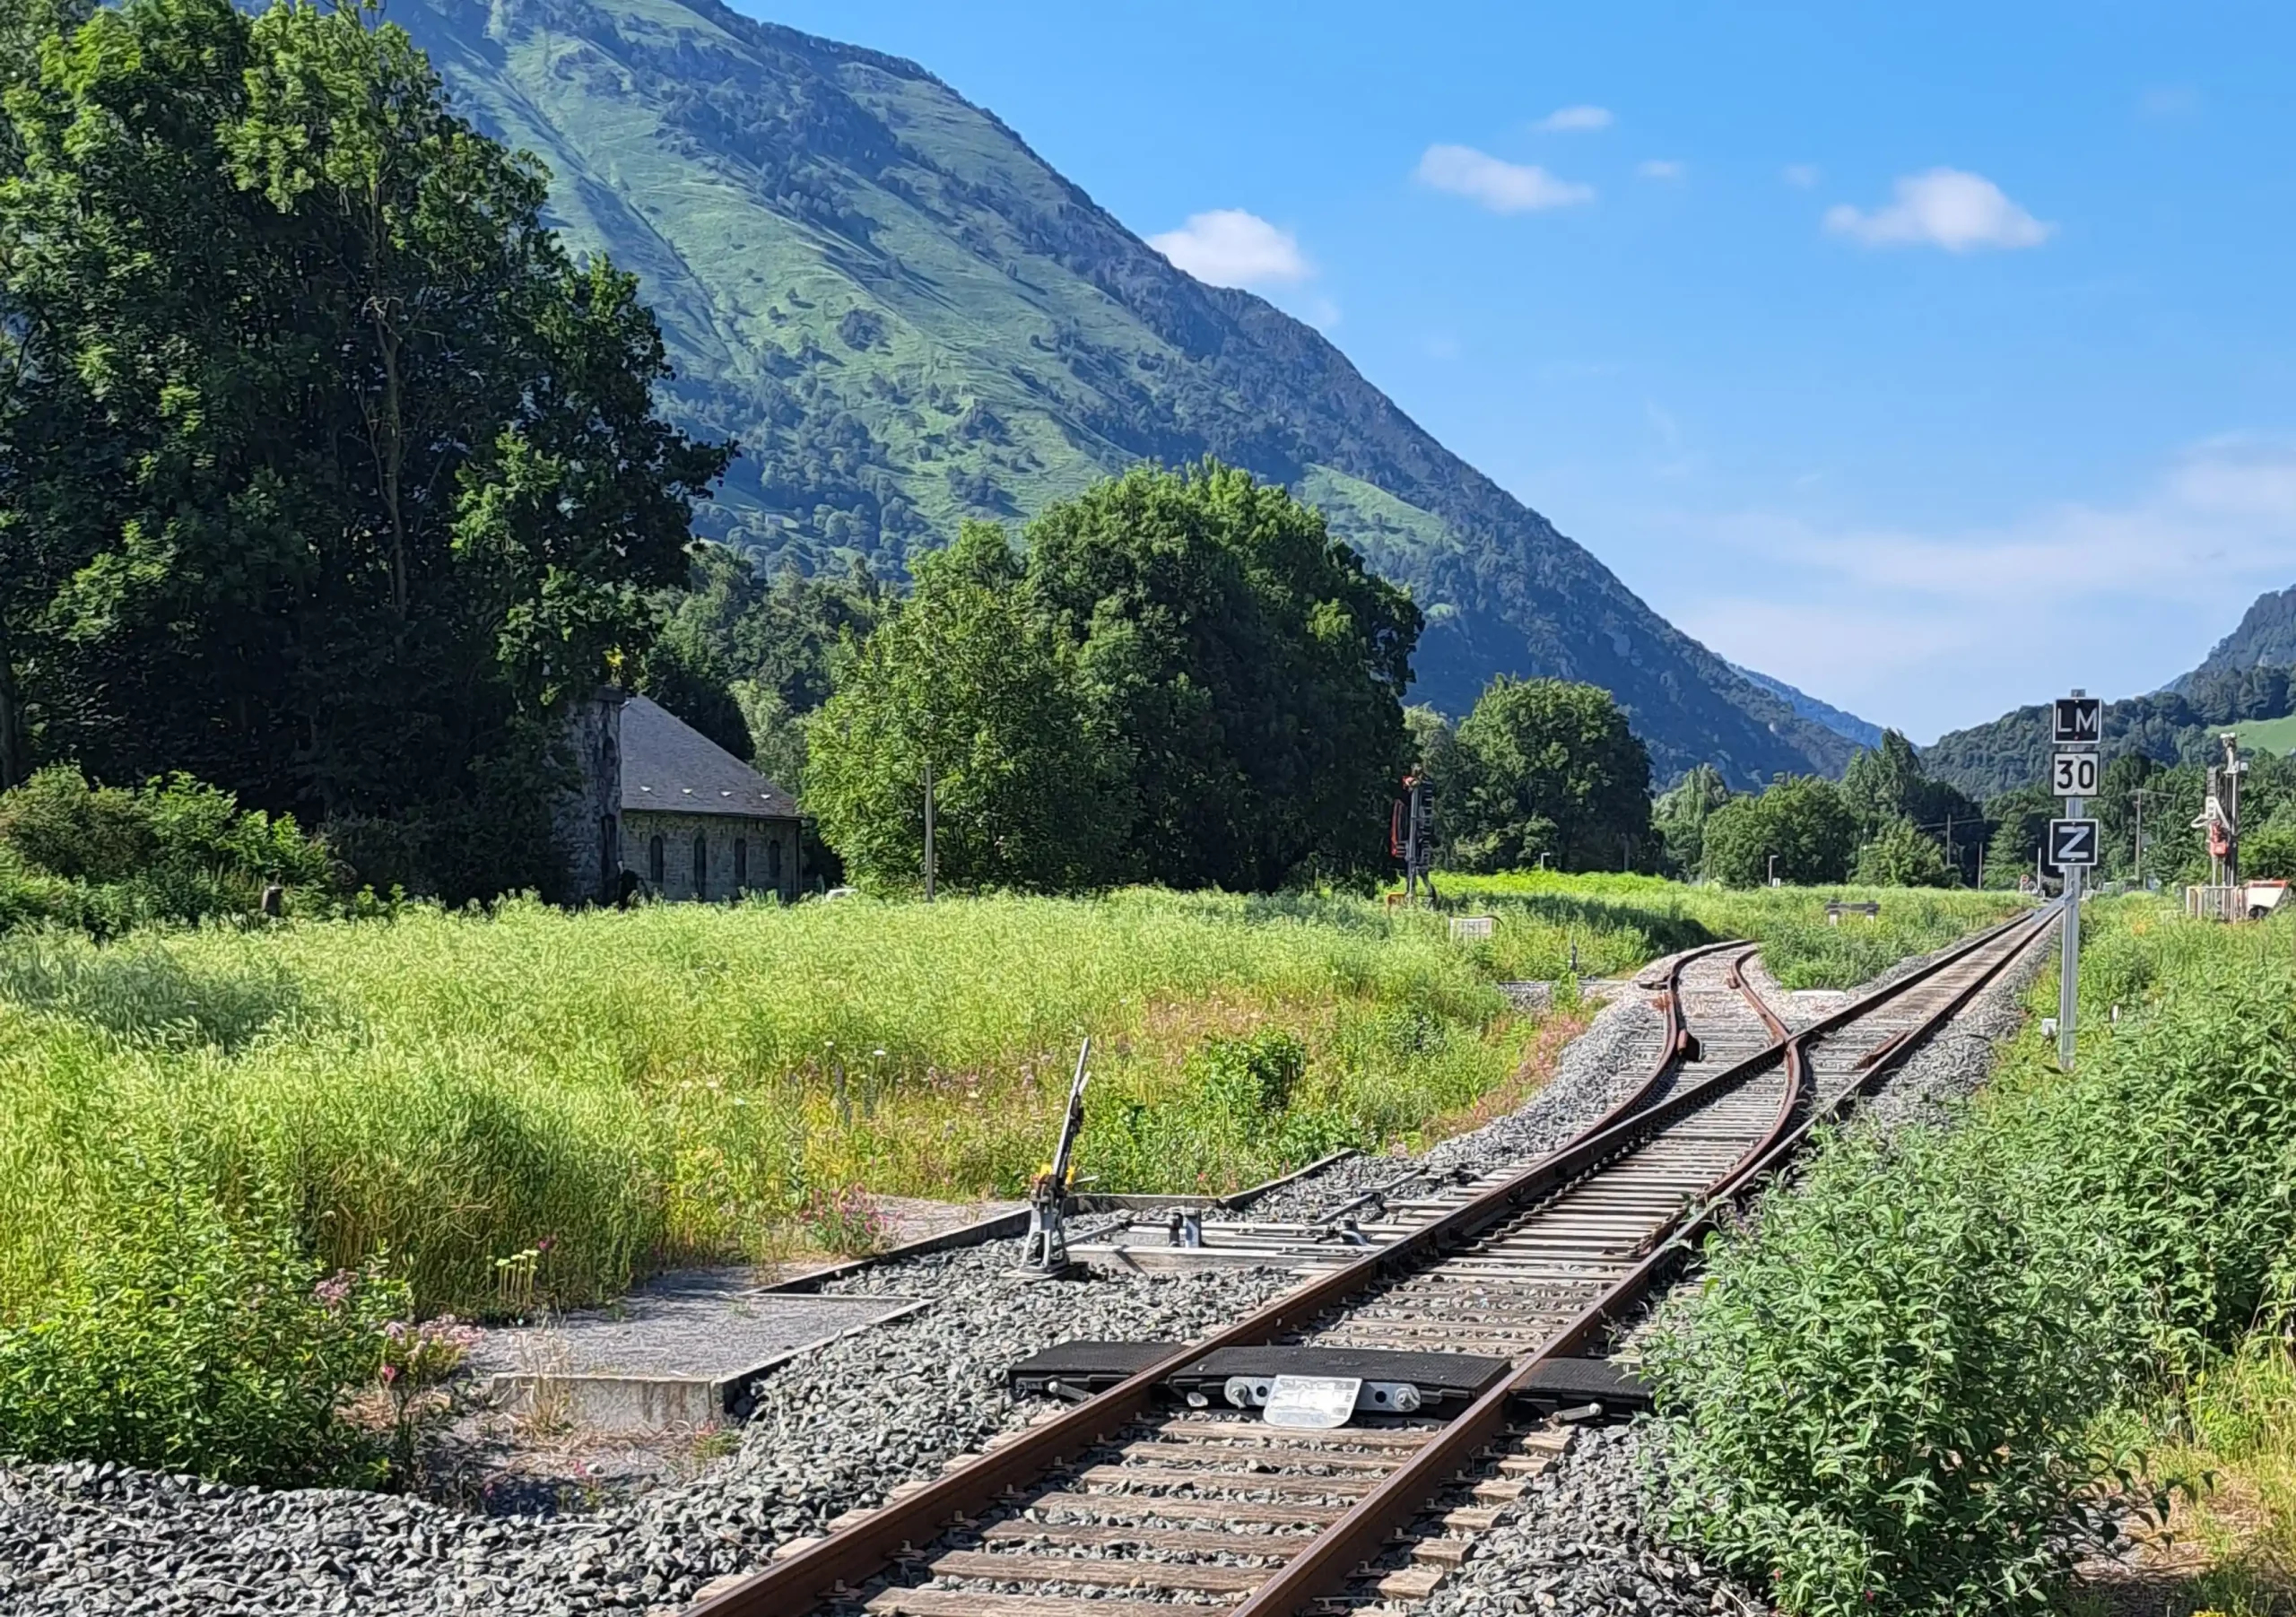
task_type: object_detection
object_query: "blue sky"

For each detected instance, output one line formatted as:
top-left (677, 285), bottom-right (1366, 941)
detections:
top-left (752, 0), bottom-right (2296, 742)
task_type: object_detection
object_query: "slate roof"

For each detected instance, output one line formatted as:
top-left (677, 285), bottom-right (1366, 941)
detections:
top-left (619, 693), bottom-right (800, 821)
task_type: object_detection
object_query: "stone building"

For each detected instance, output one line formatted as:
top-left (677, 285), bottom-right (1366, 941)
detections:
top-left (556, 691), bottom-right (804, 904)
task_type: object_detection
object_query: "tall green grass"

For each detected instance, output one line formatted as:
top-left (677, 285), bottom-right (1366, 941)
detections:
top-left (1422, 871), bottom-right (2015, 988)
top-left (0, 891), bottom-right (1530, 1318)
top-left (0, 878), bottom-right (2013, 1329)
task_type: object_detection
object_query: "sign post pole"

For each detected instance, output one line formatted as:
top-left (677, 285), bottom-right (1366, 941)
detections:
top-left (2058, 811), bottom-right (2081, 1072)
top-left (2048, 689), bottom-right (2101, 1074)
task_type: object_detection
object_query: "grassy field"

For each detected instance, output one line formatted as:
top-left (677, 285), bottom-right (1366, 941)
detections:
top-left (2227, 712), bottom-right (2296, 755)
top-left (0, 880), bottom-right (2015, 1326)
top-left (1420, 871), bottom-right (2013, 989)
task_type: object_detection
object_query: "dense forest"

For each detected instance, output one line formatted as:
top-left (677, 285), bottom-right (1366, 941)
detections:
top-left (0, 0), bottom-right (727, 901)
top-left (1922, 658), bottom-right (2296, 801)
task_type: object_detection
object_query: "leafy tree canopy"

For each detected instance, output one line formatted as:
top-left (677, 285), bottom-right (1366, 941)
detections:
top-left (804, 523), bottom-right (1131, 892)
top-left (0, 0), bottom-right (727, 899)
top-left (1025, 461), bottom-right (1421, 891)
top-left (1419, 677), bottom-right (1653, 874)
top-left (1700, 776), bottom-right (1857, 888)
top-left (1655, 762), bottom-right (1732, 876)
top-left (1854, 816), bottom-right (1953, 888)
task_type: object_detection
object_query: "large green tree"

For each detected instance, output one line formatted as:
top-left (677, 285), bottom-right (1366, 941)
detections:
top-left (1700, 776), bottom-right (1857, 887)
top-left (0, 0), bottom-right (726, 895)
top-left (1654, 762), bottom-right (1732, 876)
top-left (804, 523), bottom-right (1131, 892)
top-left (639, 543), bottom-right (885, 794)
top-left (1854, 816), bottom-right (1953, 887)
top-left (1843, 729), bottom-right (1981, 882)
top-left (1026, 462), bottom-right (1420, 891)
top-left (1433, 677), bottom-right (1653, 873)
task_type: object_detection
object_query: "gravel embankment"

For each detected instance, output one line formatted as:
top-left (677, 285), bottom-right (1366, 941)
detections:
top-left (1419, 1426), bottom-right (1755, 1617)
top-left (0, 1255), bottom-right (1292, 1615)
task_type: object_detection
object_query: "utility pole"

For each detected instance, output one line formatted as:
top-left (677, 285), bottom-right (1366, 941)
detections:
top-left (922, 759), bottom-right (936, 902)
top-left (2130, 787), bottom-right (2149, 888)
top-left (1944, 813), bottom-right (1955, 882)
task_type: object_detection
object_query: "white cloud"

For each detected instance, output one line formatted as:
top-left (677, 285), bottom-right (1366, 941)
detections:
top-left (1781, 163), bottom-right (1822, 189)
top-left (1535, 104), bottom-right (1613, 133)
top-left (2138, 83), bottom-right (2198, 118)
top-left (1147, 209), bottom-right (1313, 289)
top-left (1658, 436), bottom-right (2296, 738)
top-left (1415, 144), bottom-right (1594, 213)
top-left (1638, 159), bottom-right (1686, 180)
top-left (1822, 168), bottom-right (2053, 252)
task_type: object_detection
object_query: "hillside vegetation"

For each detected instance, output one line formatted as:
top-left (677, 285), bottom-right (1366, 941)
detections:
top-left (1924, 583), bottom-right (2296, 798)
top-left (388, 0), bottom-right (1854, 785)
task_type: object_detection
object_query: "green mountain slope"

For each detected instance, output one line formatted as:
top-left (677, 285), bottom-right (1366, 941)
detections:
top-left (396, 0), bottom-right (1855, 786)
top-left (1923, 583), bottom-right (2296, 798)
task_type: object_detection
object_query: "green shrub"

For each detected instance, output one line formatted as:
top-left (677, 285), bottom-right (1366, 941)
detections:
top-left (0, 767), bottom-right (338, 935)
top-left (0, 1172), bottom-right (402, 1485)
top-left (1641, 1126), bottom-right (2135, 1614)
top-left (1644, 900), bottom-right (2296, 1614)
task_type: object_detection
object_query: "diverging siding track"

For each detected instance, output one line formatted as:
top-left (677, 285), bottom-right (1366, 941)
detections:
top-left (692, 908), bottom-right (2058, 1617)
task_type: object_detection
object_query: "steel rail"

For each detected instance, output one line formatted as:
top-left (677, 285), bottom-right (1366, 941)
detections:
top-left (685, 940), bottom-right (1731, 1617)
top-left (1218, 904), bottom-right (2055, 1617)
top-left (690, 912), bottom-right (2047, 1616)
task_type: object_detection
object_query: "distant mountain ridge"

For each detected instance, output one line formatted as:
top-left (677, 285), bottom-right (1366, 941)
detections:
top-left (1922, 583), bottom-right (2296, 799)
top-left (2170, 586), bottom-right (2296, 694)
top-left (1726, 663), bottom-right (1883, 751)
top-left (391, 0), bottom-right (1857, 787)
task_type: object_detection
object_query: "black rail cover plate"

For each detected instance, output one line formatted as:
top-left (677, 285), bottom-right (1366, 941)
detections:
top-left (1008, 1340), bottom-right (1182, 1398)
top-left (1518, 1356), bottom-right (1652, 1412)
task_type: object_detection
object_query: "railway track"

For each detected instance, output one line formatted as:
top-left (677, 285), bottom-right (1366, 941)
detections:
top-left (691, 907), bottom-right (2057, 1617)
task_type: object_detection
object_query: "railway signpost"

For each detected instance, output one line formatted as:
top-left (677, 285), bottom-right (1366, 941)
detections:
top-left (2050, 752), bottom-right (2099, 797)
top-left (2051, 690), bottom-right (2099, 1071)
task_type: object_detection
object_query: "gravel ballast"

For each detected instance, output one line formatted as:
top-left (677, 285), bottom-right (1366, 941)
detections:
top-left (0, 1253), bottom-right (1292, 1615)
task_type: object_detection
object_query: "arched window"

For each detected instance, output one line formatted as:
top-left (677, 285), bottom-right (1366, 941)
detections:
top-left (648, 835), bottom-right (665, 887)
top-left (692, 832), bottom-right (708, 898)
top-left (767, 838), bottom-right (783, 883)
top-left (734, 838), bottom-right (749, 890)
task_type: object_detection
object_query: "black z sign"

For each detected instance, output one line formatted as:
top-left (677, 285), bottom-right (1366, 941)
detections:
top-left (2048, 818), bottom-right (2099, 868)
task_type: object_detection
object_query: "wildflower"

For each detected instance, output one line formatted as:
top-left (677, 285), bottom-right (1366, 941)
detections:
top-left (312, 1270), bottom-right (355, 1308)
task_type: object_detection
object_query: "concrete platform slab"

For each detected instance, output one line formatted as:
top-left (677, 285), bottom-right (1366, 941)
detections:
top-left (468, 1274), bottom-right (922, 1430)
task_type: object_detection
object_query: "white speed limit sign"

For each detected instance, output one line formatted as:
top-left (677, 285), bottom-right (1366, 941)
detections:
top-left (2051, 751), bottom-right (2099, 797)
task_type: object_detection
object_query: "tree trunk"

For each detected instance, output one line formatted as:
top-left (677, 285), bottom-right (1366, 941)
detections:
top-left (369, 297), bottom-right (406, 619)
top-left (0, 617), bottom-right (23, 793)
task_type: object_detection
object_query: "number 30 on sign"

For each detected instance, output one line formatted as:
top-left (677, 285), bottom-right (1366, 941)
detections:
top-left (2051, 752), bottom-right (2099, 797)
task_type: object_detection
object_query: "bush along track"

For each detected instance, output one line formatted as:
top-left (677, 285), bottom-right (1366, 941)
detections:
top-left (1641, 897), bottom-right (2296, 1616)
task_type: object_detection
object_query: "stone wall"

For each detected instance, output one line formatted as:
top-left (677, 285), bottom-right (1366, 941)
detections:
top-left (552, 689), bottom-right (626, 905)
top-left (623, 809), bottom-right (802, 902)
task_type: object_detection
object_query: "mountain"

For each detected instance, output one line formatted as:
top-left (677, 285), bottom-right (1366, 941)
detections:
top-left (1726, 663), bottom-right (1882, 751)
top-left (1922, 585), bottom-right (2296, 799)
top-left (2170, 586), bottom-right (2296, 694)
top-left (393, 0), bottom-right (1856, 787)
